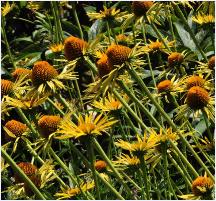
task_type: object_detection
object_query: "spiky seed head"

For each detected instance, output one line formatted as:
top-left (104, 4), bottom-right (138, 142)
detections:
top-left (186, 86), bottom-right (209, 110)
top-left (192, 176), bottom-right (214, 196)
top-left (96, 54), bottom-right (113, 78)
top-left (64, 36), bottom-right (87, 61)
top-left (1, 79), bottom-right (13, 96)
top-left (168, 52), bottom-right (184, 67)
top-left (12, 68), bottom-right (32, 80)
top-left (15, 162), bottom-right (41, 195)
top-left (116, 34), bottom-right (128, 45)
top-left (131, 1), bottom-right (154, 17)
top-left (5, 120), bottom-right (27, 138)
top-left (148, 41), bottom-right (162, 52)
top-left (157, 80), bottom-right (172, 93)
top-left (31, 61), bottom-right (58, 86)
top-left (106, 44), bottom-right (131, 65)
top-left (186, 76), bottom-right (205, 89)
top-left (94, 160), bottom-right (107, 171)
top-left (38, 115), bottom-right (61, 137)
top-left (208, 56), bottom-right (215, 69)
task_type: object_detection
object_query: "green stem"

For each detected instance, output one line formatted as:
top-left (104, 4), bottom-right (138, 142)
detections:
top-left (50, 1), bottom-right (60, 43)
top-left (92, 138), bottom-right (134, 198)
top-left (74, 79), bottom-right (84, 111)
top-left (69, 141), bottom-right (125, 200)
top-left (47, 98), bottom-right (65, 116)
top-left (121, 171), bottom-right (141, 191)
top-left (127, 66), bottom-right (214, 181)
top-left (72, 2), bottom-right (84, 39)
top-left (106, 21), bottom-right (112, 44)
top-left (122, 110), bottom-right (138, 134)
top-left (172, 2), bottom-right (208, 62)
top-left (138, 155), bottom-right (150, 199)
top-left (1, 16), bottom-right (16, 69)
top-left (84, 56), bottom-right (98, 75)
top-left (1, 148), bottom-right (46, 200)
top-left (202, 109), bottom-right (212, 141)
top-left (113, 89), bottom-right (150, 132)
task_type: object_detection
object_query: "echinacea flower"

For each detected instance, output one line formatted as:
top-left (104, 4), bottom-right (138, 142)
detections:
top-left (49, 43), bottom-right (64, 53)
top-left (96, 54), bottom-right (113, 78)
top-left (1, 79), bottom-right (14, 97)
top-left (115, 132), bottom-right (159, 156)
top-left (178, 173), bottom-right (214, 200)
top-left (92, 93), bottom-right (124, 112)
top-left (168, 52), bottom-right (184, 67)
top-left (157, 80), bottom-right (172, 93)
top-left (186, 75), bottom-right (205, 90)
top-left (55, 181), bottom-right (95, 200)
top-left (196, 56), bottom-right (215, 78)
top-left (38, 115), bottom-right (62, 138)
top-left (94, 160), bottom-right (107, 171)
top-left (1, 2), bottom-right (14, 16)
top-left (192, 13), bottom-right (215, 25)
top-left (113, 154), bottom-right (140, 170)
top-left (106, 44), bottom-right (131, 65)
top-left (208, 56), bottom-right (215, 69)
top-left (176, 86), bottom-right (215, 122)
top-left (64, 36), bottom-right (87, 61)
top-left (55, 113), bottom-right (118, 139)
top-left (11, 68), bottom-right (32, 80)
top-left (131, 1), bottom-right (154, 17)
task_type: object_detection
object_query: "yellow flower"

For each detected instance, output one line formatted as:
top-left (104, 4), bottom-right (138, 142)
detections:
top-left (55, 113), bottom-right (118, 139)
top-left (92, 93), bottom-right (124, 111)
top-left (1, 2), bottom-right (14, 16)
top-left (49, 43), bottom-right (64, 53)
top-left (87, 6), bottom-right (123, 21)
top-left (113, 154), bottom-right (140, 169)
top-left (55, 181), bottom-right (95, 199)
top-left (192, 13), bottom-right (215, 25)
top-left (178, 173), bottom-right (214, 200)
top-left (115, 132), bottom-right (159, 155)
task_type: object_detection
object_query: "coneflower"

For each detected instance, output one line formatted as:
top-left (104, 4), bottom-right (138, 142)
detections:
top-left (38, 115), bottom-right (61, 138)
top-left (168, 52), bottom-right (184, 67)
top-left (64, 36), bottom-right (87, 61)
top-left (94, 160), bottom-right (107, 171)
top-left (131, 1), bottom-right (154, 17)
top-left (208, 55), bottom-right (215, 69)
top-left (31, 61), bottom-right (58, 86)
top-left (106, 44), bottom-right (131, 65)
top-left (186, 75), bottom-right (205, 89)
top-left (5, 119), bottom-right (27, 138)
top-left (1, 79), bottom-right (13, 96)
top-left (157, 80), bottom-right (172, 93)
top-left (192, 176), bottom-right (214, 196)
top-left (12, 68), bottom-right (32, 80)
top-left (15, 162), bottom-right (41, 196)
top-left (186, 86), bottom-right (209, 110)
top-left (96, 54), bottom-right (113, 78)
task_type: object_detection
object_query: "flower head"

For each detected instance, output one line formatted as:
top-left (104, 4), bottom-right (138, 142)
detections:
top-left (1, 2), bottom-right (14, 16)
top-left (49, 43), bottom-right (64, 53)
top-left (94, 160), bottom-right (107, 171)
top-left (186, 75), bottom-right (205, 90)
top-left (96, 54), bottom-right (113, 78)
top-left (208, 56), bottom-right (215, 69)
top-left (92, 93), bottom-right (123, 111)
top-left (55, 113), bottom-right (118, 139)
top-left (64, 36), bottom-right (87, 61)
top-left (106, 44), bottom-right (131, 65)
top-left (192, 175), bottom-right (214, 196)
top-left (168, 52), bottom-right (184, 67)
top-left (12, 68), bottom-right (32, 80)
top-left (38, 115), bottom-right (61, 138)
top-left (1, 79), bottom-right (14, 96)
top-left (157, 80), bottom-right (172, 93)
top-left (186, 86), bottom-right (209, 110)
top-left (4, 120), bottom-right (27, 138)
top-left (192, 13), bottom-right (215, 25)
top-left (55, 181), bottom-right (94, 199)
top-left (115, 132), bottom-right (159, 155)
top-left (31, 61), bottom-right (58, 86)
top-left (131, 1), bottom-right (154, 17)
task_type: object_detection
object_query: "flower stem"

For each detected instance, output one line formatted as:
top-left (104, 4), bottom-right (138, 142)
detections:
top-left (84, 56), bottom-right (98, 75)
top-left (72, 2), bottom-right (84, 39)
top-left (202, 109), bottom-right (213, 141)
top-left (1, 148), bottom-right (46, 200)
top-left (92, 138), bottom-right (134, 198)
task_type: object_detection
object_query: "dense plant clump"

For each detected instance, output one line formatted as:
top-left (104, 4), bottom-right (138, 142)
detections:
top-left (1, 1), bottom-right (215, 200)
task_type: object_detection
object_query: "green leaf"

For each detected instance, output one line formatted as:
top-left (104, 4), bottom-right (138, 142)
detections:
top-left (88, 19), bottom-right (105, 41)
